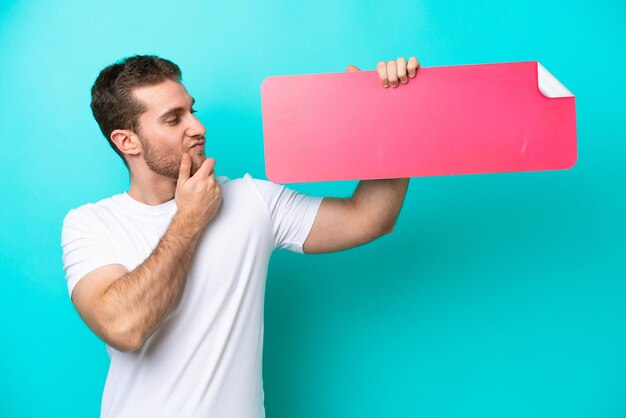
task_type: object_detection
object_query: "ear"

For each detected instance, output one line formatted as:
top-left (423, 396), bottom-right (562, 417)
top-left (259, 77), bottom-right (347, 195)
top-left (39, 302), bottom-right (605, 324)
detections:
top-left (110, 129), bottom-right (141, 157)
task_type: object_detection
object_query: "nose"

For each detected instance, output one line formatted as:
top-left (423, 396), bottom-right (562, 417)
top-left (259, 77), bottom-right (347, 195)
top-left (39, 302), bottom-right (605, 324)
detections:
top-left (186, 113), bottom-right (206, 138)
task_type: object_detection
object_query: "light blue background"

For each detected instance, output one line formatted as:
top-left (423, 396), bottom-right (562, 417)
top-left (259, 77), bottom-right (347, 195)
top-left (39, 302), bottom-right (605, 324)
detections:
top-left (1, 0), bottom-right (625, 417)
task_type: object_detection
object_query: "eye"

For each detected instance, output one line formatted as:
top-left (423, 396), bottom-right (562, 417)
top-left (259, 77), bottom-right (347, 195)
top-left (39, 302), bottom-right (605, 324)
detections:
top-left (167, 117), bottom-right (180, 126)
top-left (191, 108), bottom-right (198, 114)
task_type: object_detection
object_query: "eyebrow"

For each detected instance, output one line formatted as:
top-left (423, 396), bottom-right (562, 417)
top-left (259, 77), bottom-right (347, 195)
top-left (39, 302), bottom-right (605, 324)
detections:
top-left (158, 97), bottom-right (196, 121)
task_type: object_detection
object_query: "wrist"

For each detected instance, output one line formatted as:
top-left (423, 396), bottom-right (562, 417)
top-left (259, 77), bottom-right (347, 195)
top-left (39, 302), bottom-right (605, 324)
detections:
top-left (170, 211), bottom-right (205, 242)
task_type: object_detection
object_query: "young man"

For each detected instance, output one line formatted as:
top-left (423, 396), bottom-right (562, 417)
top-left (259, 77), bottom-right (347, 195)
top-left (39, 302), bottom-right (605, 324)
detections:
top-left (62, 54), bottom-right (419, 417)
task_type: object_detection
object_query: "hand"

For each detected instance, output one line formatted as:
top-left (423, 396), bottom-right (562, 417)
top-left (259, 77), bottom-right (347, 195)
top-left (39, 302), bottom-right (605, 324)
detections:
top-left (174, 153), bottom-right (222, 233)
top-left (346, 56), bottom-right (420, 88)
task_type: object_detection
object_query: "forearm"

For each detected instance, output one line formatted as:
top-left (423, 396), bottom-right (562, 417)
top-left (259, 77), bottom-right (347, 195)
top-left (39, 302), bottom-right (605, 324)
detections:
top-left (100, 214), bottom-right (202, 350)
top-left (351, 178), bottom-right (409, 234)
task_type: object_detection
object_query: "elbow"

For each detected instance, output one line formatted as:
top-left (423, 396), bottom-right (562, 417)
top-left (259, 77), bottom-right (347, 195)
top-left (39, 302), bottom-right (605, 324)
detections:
top-left (385, 221), bottom-right (396, 236)
top-left (361, 219), bottom-right (395, 244)
top-left (112, 333), bottom-right (145, 353)
top-left (362, 221), bottom-right (394, 244)
top-left (103, 320), bottom-right (145, 353)
top-left (378, 220), bottom-right (396, 237)
top-left (116, 337), bottom-right (144, 353)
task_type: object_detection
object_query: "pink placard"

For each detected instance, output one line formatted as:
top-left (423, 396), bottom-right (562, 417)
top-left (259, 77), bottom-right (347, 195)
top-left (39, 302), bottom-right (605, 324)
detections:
top-left (261, 61), bottom-right (577, 183)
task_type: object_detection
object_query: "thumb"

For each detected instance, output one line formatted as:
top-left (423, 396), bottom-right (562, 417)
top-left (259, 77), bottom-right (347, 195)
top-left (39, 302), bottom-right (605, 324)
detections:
top-left (177, 153), bottom-right (191, 188)
top-left (346, 65), bottom-right (361, 72)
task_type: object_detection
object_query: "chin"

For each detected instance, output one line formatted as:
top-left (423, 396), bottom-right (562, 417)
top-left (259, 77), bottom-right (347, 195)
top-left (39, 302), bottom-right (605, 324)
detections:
top-left (191, 154), bottom-right (207, 175)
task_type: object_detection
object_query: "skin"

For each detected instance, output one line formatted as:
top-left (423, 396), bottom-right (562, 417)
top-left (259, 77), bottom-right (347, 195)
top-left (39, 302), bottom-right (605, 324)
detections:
top-left (71, 56), bottom-right (420, 352)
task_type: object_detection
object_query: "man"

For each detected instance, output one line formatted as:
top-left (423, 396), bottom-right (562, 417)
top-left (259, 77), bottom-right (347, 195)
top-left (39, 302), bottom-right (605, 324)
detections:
top-left (61, 54), bottom-right (419, 417)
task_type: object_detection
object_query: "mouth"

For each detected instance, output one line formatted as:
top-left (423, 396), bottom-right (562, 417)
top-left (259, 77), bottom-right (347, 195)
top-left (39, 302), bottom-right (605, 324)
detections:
top-left (189, 140), bottom-right (205, 151)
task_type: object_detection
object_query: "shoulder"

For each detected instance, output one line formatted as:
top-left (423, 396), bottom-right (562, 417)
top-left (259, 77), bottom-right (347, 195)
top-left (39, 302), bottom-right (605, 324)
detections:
top-left (216, 174), bottom-right (293, 217)
top-left (219, 173), bottom-right (284, 197)
top-left (62, 194), bottom-right (126, 230)
top-left (219, 173), bottom-right (274, 186)
top-left (240, 173), bottom-right (284, 194)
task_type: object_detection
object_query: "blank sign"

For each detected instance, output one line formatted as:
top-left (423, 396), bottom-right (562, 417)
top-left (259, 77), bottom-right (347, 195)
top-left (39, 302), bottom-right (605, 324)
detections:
top-left (261, 61), bottom-right (577, 183)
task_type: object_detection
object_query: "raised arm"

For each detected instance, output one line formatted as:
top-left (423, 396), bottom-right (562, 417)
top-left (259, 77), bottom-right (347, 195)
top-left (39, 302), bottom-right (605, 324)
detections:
top-left (303, 178), bottom-right (409, 253)
top-left (71, 154), bottom-right (221, 352)
top-left (303, 57), bottom-right (418, 254)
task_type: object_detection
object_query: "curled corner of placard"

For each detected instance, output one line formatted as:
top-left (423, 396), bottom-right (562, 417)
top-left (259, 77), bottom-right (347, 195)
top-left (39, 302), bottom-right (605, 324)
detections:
top-left (537, 62), bottom-right (574, 98)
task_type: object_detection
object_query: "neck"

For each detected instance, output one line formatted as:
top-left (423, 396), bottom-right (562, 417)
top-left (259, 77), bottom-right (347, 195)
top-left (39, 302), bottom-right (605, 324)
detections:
top-left (127, 169), bottom-right (177, 206)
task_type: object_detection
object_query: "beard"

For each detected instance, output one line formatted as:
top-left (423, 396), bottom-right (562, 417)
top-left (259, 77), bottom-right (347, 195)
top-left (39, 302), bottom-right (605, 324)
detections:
top-left (139, 134), bottom-right (206, 180)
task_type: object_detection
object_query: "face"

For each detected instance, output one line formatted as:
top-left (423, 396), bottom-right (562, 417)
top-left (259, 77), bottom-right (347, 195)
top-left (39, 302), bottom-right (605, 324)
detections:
top-left (132, 79), bottom-right (207, 179)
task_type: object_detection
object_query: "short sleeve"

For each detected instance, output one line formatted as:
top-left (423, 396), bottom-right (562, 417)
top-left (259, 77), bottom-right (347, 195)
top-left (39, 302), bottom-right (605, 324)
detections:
top-left (61, 208), bottom-right (120, 298)
top-left (246, 174), bottom-right (323, 253)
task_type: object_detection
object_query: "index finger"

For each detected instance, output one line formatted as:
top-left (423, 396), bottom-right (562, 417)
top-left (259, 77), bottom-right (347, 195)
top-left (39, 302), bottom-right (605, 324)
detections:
top-left (176, 153), bottom-right (191, 187)
top-left (376, 61), bottom-right (389, 88)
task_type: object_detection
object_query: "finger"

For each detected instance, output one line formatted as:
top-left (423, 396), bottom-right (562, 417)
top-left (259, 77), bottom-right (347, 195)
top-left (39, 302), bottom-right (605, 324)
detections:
top-left (208, 175), bottom-right (222, 196)
top-left (177, 153), bottom-right (191, 187)
top-left (206, 173), bottom-right (215, 188)
top-left (195, 157), bottom-right (216, 178)
top-left (387, 60), bottom-right (398, 88)
top-left (346, 65), bottom-right (361, 72)
top-left (376, 61), bottom-right (389, 88)
top-left (397, 57), bottom-right (408, 84)
top-left (407, 56), bottom-right (420, 78)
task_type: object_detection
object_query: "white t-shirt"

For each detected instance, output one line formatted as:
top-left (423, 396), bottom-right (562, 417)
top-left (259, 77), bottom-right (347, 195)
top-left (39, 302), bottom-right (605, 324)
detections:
top-left (61, 174), bottom-right (323, 418)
